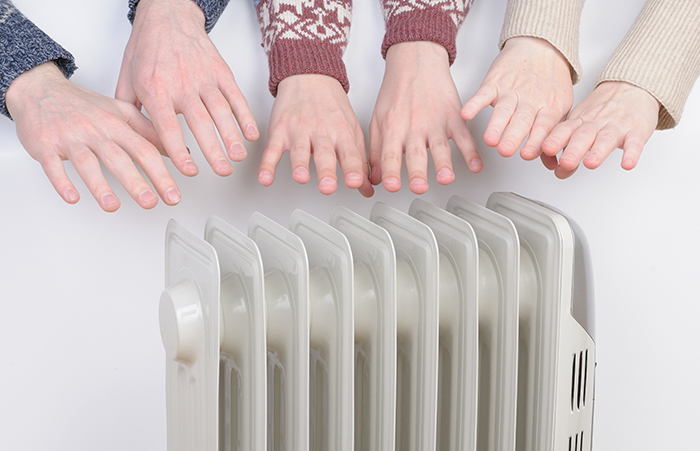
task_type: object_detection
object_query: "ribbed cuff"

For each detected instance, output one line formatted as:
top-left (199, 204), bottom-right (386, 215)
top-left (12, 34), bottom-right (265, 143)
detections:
top-left (128, 0), bottom-right (229, 33)
top-left (382, 9), bottom-right (459, 65)
top-left (499, 0), bottom-right (584, 84)
top-left (595, 0), bottom-right (700, 130)
top-left (0, 3), bottom-right (76, 118)
top-left (267, 40), bottom-right (349, 97)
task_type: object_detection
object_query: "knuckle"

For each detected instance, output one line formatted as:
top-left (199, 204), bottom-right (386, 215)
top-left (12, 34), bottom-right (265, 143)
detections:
top-left (429, 137), bottom-right (450, 150)
top-left (70, 149), bottom-right (99, 167)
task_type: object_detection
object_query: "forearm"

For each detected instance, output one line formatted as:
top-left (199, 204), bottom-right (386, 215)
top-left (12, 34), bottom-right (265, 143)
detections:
top-left (0, 0), bottom-right (76, 118)
top-left (596, 0), bottom-right (700, 129)
top-left (128, 0), bottom-right (229, 33)
top-left (380, 0), bottom-right (473, 64)
top-left (255, 0), bottom-right (351, 96)
top-left (499, 0), bottom-right (585, 83)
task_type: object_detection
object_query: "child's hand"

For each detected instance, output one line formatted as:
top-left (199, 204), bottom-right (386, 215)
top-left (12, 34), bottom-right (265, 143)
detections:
top-left (258, 74), bottom-right (373, 197)
top-left (370, 41), bottom-right (481, 194)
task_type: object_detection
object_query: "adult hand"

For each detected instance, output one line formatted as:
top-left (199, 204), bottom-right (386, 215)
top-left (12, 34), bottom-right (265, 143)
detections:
top-left (370, 41), bottom-right (481, 194)
top-left (462, 36), bottom-right (573, 160)
top-left (541, 81), bottom-right (660, 178)
top-left (258, 74), bottom-right (374, 197)
top-left (116, 0), bottom-right (258, 178)
top-left (6, 61), bottom-right (180, 212)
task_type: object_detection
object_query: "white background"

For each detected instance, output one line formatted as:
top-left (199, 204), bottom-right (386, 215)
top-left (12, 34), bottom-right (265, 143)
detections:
top-left (1, 0), bottom-right (698, 449)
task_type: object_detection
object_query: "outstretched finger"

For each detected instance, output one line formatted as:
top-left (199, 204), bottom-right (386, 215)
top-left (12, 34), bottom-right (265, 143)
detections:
top-left (461, 84), bottom-right (496, 121)
top-left (581, 126), bottom-right (622, 170)
top-left (379, 133), bottom-right (404, 193)
top-left (114, 127), bottom-right (181, 206)
top-left (558, 125), bottom-right (600, 171)
top-left (554, 163), bottom-right (578, 179)
top-left (542, 118), bottom-right (581, 156)
top-left (498, 101), bottom-right (541, 157)
top-left (182, 100), bottom-right (232, 176)
top-left (368, 118), bottom-right (383, 185)
top-left (540, 153), bottom-right (558, 171)
top-left (450, 118), bottom-right (482, 173)
top-left (66, 144), bottom-right (122, 212)
top-left (520, 109), bottom-right (560, 160)
top-left (336, 134), bottom-right (365, 190)
top-left (202, 87), bottom-right (248, 162)
top-left (428, 133), bottom-right (454, 187)
top-left (405, 135), bottom-right (429, 194)
top-left (145, 99), bottom-right (199, 176)
top-left (36, 149), bottom-right (81, 204)
top-left (483, 93), bottom-right (518, 147)
top-left (620, 130), bottom-right (650, 170)
top-left (289, 135), bottom-right (312, 185)
top-left (220, 74), bottom-right (259, 142)
top-left (311, 137), bottom-right (338, 195)
top-left (258, 136), bottom-right (286, 187)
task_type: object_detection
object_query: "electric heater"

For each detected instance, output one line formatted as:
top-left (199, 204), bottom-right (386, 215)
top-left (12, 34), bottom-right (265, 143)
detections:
top-left (158, 192), bottom-right (596, 451)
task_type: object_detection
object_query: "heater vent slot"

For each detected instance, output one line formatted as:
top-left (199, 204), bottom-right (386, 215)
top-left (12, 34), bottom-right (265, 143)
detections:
top-left (571, 350), bottom-right (590, 411)
top-left (568, 431), bottom-right (585, 451)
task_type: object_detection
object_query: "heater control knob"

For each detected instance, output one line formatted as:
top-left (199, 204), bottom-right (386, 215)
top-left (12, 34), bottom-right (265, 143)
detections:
top-left (159, 279), bottom-right (204, 364)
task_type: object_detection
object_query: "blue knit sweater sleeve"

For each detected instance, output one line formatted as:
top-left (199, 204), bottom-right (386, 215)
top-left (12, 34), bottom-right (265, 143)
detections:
top-left (128, 0), bottom-right (231, 33)
top-left (0, 0), bottom-right (77, 119)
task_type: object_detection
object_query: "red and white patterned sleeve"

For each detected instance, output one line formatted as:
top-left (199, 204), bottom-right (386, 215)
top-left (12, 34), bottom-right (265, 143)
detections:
top-left (255, 0), bottom-right (352, 96)
top-left (380, 0), bottom-right (474, 64)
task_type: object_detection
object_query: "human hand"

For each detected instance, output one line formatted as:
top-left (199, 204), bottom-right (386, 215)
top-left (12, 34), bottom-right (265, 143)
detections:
top-left (540, 81), bottom-right (660, 178)
top-left (6, 61), bottom-right (180, 212)
top-left (258, 74), bottom-right (374, 197)
top-left (462, 36), bottom-right (573, 160)
top-left (369, 41), bottom-right (480, 194)
top-left (116, 0), bottom-right (258, 178)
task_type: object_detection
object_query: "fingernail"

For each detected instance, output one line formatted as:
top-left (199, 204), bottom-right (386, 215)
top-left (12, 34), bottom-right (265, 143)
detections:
top-left (294, 167), bottom-right (310, 178)
top-left (346, 172), bottom-right (362, 183)
top-left (320, 177), bottom-right (336, 188)
top-left (259, 170), bottom-right (273, 185)
top-left (65, 188), bottom-right (79, 203)
top-left (140, 190), bottom-right (158, 205)
top-left (469, 159), bottom-right (483, 172)
top-left (437, 168), bottom-right (452, 179)
top-left (165, 187), bottom-right (181, 204)
top-left (230, 142), bottom-right (247, 160)
top-left (409, 178), bottom-right (428, 188)
top-left (183, 160), bottom-right (197, 174)
top-left (102, 193), bottom-right (119, 209)
top-left (216, 158), bottom-right (232, 172)
top-left (247, 125), bottom-right (259, 138)
top-left (384, 177), bottom-right (401, 190)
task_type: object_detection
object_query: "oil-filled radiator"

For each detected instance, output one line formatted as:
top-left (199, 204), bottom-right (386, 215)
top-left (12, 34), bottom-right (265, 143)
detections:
top-left (158, 192), bottom-right (596, 451)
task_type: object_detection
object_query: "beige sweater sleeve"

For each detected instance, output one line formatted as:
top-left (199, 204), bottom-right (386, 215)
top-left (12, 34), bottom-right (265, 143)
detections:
top-left (596, 0), bottom-right (700, 130)
top-left (499, 0), bottom-right (586, 84)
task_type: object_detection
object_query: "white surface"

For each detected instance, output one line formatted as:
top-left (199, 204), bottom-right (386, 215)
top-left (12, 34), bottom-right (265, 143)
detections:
top-left (0, 0), bottom-right (699, 450)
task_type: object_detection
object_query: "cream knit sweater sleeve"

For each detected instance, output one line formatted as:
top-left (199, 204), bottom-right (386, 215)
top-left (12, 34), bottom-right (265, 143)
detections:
top-left (596, 0), bottom-right (700, 130)
top-left (499, 0), bottom-right (585, 84)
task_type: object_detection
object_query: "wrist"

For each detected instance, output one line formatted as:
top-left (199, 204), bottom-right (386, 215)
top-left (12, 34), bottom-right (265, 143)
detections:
top-left (277, 73), bottom-right (345, 94)
top-left (6, 62), bottom-right (68, 118)
top-left (385, 41), bottom-right (449, 74)
top-left (133, 0), bottom-right (205, 30)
